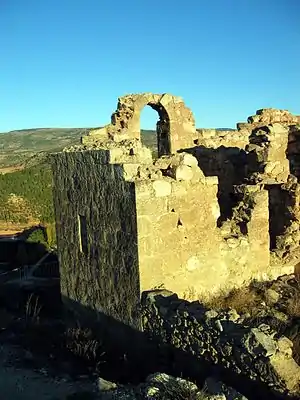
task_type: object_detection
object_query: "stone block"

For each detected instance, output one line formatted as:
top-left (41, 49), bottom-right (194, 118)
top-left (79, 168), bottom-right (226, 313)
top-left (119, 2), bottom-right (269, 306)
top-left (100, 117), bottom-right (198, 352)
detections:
top-left (174, 165), bottom-right (194, 181)
top-left (153, 180), bottom-right (172, 197)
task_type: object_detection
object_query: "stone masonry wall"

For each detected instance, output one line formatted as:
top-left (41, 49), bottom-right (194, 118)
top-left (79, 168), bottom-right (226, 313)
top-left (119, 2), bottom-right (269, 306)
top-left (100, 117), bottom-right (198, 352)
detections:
top-left (246, 123), bottom-right (290, 184)
top-left (82, 93), bottom-right (196, 156)
top-left (195, 129), bottom-right (249, 149)
top-left (287, 124), bottom-right (300, 179)
top-left (268, 178), bottom-right (300, 263)
top-left (141, 290), bottom-right (300, 398)
top-left (52, 97), bottom-right (300, 327)
top-left (135, 172), bottom-right (271, 299)
top-left (51, 150), bottom-right (140, 328)
top-left (135, 171), bottom-right (222, 297)
top-left (54, 142), bottom-right (272, 306)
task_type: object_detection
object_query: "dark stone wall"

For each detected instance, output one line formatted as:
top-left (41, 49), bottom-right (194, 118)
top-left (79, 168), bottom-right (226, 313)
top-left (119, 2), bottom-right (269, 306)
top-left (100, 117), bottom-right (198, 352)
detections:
top-left (51, 151), bottom-right (140, 328)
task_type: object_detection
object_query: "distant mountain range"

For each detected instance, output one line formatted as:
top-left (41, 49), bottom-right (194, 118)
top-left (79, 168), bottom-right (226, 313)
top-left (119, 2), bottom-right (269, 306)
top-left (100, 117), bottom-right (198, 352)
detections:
top-left (0, 127), bottom-right (234, 170)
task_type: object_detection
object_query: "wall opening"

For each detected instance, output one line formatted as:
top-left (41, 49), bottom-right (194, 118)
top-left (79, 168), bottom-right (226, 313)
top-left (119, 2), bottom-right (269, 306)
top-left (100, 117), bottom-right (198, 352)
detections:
top-left (140, 103), bottom-right (171, 158)
top-left (78, 214), bottom-right (88, 254)
top-left (287, 125), bottom-right (300, 181)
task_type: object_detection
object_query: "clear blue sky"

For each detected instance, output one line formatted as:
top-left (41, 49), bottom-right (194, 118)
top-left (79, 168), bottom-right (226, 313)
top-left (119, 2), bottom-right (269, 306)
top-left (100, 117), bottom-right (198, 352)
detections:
top-left (0, 0), bottom-right (299, 132)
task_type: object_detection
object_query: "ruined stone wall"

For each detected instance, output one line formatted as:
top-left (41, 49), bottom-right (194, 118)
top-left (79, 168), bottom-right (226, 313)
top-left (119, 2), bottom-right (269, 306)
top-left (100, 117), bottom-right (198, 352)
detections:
top-left (186, 146), bottom-right (248, 221)
top-left (268, 179), bottom-right (300, 263)
top-left (142, 290), bottom-right (300, 398)
top-left (287, 124), bottom-right (300, 179)
top-left (51, 150), bottom-right (141, 328)
top-left (135, 171), bottom-right (222, 297)
top-left (82, 93), bottom-right (196, 156)
top-left (53, 144), bottom-right (273, 309)
top-left (135, 174), bottom-right (272, 298)
top-left (52, 98), bottom-right (300, 323)
top-left (246, 123), bottom-right (290, 184)
top-left (219, 185), bottom-right (271, 282)
top-left (195, 128), bottom-right (249, 149)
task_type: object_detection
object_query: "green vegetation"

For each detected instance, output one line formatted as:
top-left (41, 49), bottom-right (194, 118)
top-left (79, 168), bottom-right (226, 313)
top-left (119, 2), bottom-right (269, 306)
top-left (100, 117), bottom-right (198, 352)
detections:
top-left (0, 162), bottom-right (54, 224)
top-left (0, 127), bottom-right (157, 168)
top-left (0, 125), bottom-right (230, 243)
top-left (0, 128), bottom-right (158, 247)
top-left (26, 226), bottom-right (49, 247)
top-left (0, 127), bottom-right (87, 167)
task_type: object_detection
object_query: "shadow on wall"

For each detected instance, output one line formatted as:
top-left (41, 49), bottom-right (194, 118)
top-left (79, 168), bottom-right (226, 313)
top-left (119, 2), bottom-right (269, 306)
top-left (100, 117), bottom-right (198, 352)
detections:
top-left (0, 238), bottom-right (48, 269)
top-left (266, 184), bottom-right (296, 251)
top-left (179, 146), bottom-right (248, 223)
top-left (61, 295), bottom-right (295, 400)
top-left (287, 126), bottom-right (300, 180)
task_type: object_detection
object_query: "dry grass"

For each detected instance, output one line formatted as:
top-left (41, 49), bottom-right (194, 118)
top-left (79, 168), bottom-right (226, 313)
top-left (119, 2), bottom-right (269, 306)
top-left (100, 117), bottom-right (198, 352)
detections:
top-left (203, 280), bottom-right (300, 367)
top-left (25, 293), bottom-right (43, 324)
top-left (204, 286), bottom-right (264, 317)
top-left (64, 322), bottom-right (105, 364)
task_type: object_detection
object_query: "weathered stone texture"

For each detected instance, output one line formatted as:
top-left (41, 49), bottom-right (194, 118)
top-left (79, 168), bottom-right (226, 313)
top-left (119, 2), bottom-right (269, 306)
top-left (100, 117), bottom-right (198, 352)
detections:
top-left (82, 93), bottom-right (196, 156)
top-left (136, 174), bottom-right (223, 297)
top-left (51, 151), bottom-right (140, 328)
top-left (237, 109), bottom-right (299, 134)
top-left (186, 146), bottom-right (248, 221)
top-left (142, 290), bottom-right (300, 398)
top-left (219, 185), bottom-right (270, 280)
top-left (287, 124), bottom-right (300, 179)
top-left (248, 109), bottom-right (299, 126)
top-left (268, 178), bottom-right (300, 262)
top-left (195, 128), bottom-right (249, 149)
top-left (52, 94), bottom-right (300, 326)
top-left (246, 123), bottom-right (290, 183)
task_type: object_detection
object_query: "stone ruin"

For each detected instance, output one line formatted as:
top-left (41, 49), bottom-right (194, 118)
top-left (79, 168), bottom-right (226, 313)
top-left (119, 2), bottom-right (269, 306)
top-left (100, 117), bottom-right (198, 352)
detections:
top-left (51, 93), bottom-right (300, 328)
top-left (50, 93), bottom-right (300, 398)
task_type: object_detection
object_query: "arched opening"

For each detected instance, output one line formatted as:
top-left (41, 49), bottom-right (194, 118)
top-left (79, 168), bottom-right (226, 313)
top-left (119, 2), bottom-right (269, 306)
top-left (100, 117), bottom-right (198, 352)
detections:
top-left (140, 103), bottom-right (171, 159)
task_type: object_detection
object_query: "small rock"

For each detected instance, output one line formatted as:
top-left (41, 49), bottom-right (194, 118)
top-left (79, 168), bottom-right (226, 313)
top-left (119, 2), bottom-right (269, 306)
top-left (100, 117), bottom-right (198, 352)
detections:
top-left (141, 373), bottom-right (204, 399)
top-left (205, 310), bottom-right (219, 319)
top-left (277, 336), bottom-right (293, 357)
top-left (227, 309), bottom-right (240, 322)
top-left (226, 237), bottom-right (241, 249)
top-left (174, 165), bottom-right (194, 181)
top-left (153, 180), bottom-right (172, 197)
top-left (181, 153), bottom-right (199, 168)
top-left (244, 327), bottom-right (277, 357)
top-left (97, 377), bottom-right (117, 392)
top-left (264, 288), bottom-right (280, 305)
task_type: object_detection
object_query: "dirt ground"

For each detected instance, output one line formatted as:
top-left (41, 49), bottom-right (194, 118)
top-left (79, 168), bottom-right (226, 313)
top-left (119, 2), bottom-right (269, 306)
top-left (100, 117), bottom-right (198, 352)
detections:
top-left (0, 344), bottom-right (97, 400)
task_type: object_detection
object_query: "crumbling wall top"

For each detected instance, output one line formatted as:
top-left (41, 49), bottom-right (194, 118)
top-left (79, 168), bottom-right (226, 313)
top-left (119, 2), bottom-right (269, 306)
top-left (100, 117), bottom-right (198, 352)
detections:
top-left (247, 109), bottom-right (299, 125)
top-left (237, 109), bottom-right (299, 132)
top-left (80, 93), bottom-right (197, 156)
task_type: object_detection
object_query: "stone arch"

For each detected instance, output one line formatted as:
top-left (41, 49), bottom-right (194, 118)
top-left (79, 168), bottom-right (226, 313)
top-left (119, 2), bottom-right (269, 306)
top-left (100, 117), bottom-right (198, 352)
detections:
top-left (94, 93), bottom-right (197, 157)
top-left (141, 101), bottom-right (171, 157)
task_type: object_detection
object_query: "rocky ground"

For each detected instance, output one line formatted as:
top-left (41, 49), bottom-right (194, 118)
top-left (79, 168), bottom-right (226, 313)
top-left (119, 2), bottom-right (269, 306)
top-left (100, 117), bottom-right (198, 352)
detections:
top-left (205, 273), bottom-right (300, 365)
top-left (0, 306), bottom-right (249, 400)
top-left (0, 274), bottom-right (299, 399)
top-left (0, 343), bottom-right (96, 400)
top-left (0, 341), bottom-right (247, 400)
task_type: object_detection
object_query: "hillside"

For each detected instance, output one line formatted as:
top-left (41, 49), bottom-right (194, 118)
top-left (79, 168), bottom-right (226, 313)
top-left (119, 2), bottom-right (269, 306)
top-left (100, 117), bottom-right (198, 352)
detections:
top-left (0, 127), bottom-right (160, 169)
top-left (0, 128), bottom-right (88, 168)
top-left (0, 128), bottom-right (156, 236)
top-left (0, 126), bottom-right (230, 237)
top-left (0, 127), bottom-right (233, 169)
